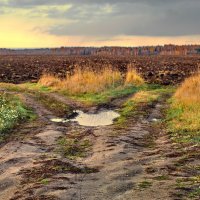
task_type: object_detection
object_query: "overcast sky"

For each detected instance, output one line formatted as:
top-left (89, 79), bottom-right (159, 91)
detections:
top-left (0, 0), bottom-right (200, 47)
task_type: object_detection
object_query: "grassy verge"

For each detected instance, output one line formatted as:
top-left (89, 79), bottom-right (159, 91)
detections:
top-left (0, 92), bottom-right (35, 142)
top-left (0, 83), bottom-right (72, 116)
top-left (166, 74), bottom-right (200, 199)
top-left (0, 83), bottom-right (144, 106)
top-left (167, 73), bottom-right (200, 144)
top-left (116, 85), bottom-right (174, 126)
top-left (66, 85), bottom-right (141, 105)
top-left (0, 82), bottom-right (51, 93)
top-left (0, 82), bottom-right (141, 106)
top-left (33, 92), bottom-right (73, 117)
top-left (167, 100), bottom-right (200, 144)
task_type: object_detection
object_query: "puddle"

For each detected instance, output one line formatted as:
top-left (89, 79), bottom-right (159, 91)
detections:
top-left (51, 110), bottom-right (120, 127)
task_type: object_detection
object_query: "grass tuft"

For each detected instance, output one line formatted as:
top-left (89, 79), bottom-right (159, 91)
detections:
top-left (38, 73), bottom-right (61, 87)
top-left (174, 73), bottom-right (200, 105)
top-left (138, 181), bottom-right (152, 189)
top-left (57, 137), bottom-right (92, 159)
top-left (125, 65), bottom-right (145, 86)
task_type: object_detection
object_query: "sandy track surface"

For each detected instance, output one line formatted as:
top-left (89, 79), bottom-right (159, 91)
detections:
top-left (0, 92), bottom-right (196, 200)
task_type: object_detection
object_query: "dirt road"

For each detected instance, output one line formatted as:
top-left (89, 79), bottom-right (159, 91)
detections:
top-left (0, 91), bottom-right (196, 200)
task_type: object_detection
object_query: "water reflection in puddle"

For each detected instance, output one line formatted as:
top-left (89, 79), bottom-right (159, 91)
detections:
top-left (51, 110), bottom-right (120, 127)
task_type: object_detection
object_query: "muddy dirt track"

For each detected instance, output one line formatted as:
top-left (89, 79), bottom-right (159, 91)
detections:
top-left (0, 55), bottom-right (200, 84)
top-left (0, 90), bottom-right (198, 200)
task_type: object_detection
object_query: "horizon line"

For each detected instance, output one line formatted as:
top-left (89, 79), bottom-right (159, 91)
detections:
top-left (1, 44), bottom-right (200, 50)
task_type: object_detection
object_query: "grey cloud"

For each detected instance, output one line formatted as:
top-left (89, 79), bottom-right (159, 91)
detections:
top-left (1, 0), bottom-right (200, 37)
top-left (47, 4), bottom-right (114, 20)
top-left (5, 0), bottom-right (192, 7)
top-left (48, 1), bottom-right (200, 36)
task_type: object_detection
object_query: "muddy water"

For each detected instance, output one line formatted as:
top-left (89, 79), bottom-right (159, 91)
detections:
top-left (51, 110), bottom-right (120, 127)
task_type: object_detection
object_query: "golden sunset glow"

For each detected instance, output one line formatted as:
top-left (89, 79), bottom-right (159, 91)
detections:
top-left (0, 1), bottom-right (200, 47)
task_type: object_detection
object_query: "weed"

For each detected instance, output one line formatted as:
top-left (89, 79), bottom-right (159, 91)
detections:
top-left (39, 178), bottom-right (50, 185)
top-left (175, 177), bottom-right (200, 199)
top-left (188, 187), bottom-right (200, 199)
top-left (138, 181), bottom-right (152, 189)
top-left (57, 137), bottom-right (92, 159)
top-left (153, 175), bottom-right (170, 181)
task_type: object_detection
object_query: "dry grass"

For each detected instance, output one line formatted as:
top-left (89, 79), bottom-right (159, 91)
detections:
top-left (38, 74), bottom-right (61, 87)
top-left (125, 65), bottom-right (145, 86)
top-left (39, 67), bottom-right (145, 94)
top-left (168, 73), bottom-right (200, 144)
top-left (131, 91), bottom-right (159, 103)
top-left (174, 73), bottom-right (200, 105)
top-left (39, 68), bottom-right (123, 94)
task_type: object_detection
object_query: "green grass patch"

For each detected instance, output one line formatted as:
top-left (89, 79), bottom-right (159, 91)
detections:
top-left (1, 82), bottom-right (141, 106)
top-left (138, 181), bottom-right (152, 189)
top-left (34, 92), bottom-right (73, 117)
top-left (21, 82), bottom-right (52, 92)
top-left (0, 92), bottom-right (35, 141)
top-left (153, 175), bottom-right (170, 181)
top-left (57, 137), bottom-right (92, 159)
top-left (115, 85), bottom-right (174, 126)
top-left (188, 187), bottom-right (200, 199)
top-left (175, 176), bottom-right (200, 199)
top-left (0, 82), bottom-right (51, 93)
top-left (166, 99), bottom-right (200, 145)
top-left (39, 178), bottom-right (50, 185)
top-left (0, 83), bottom-right (72, 116)
top-left (116, 100), bottom-right (136, 125)
top-left (62, 85), bottom-right (141, 105)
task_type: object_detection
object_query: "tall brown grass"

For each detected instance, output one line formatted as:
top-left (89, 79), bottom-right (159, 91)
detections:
top-left (39, 68), bottom-right (123, 94)
top-left (174, 73), bottom-right (200, 105)
top-left (38, 74), bottom-right (61, 87)
top-left (39, 66), bottom-right (144, 94)
top-left (169, 73), bottom-right (200, 135)
top-left (125, 65), bottom-right (144, 86)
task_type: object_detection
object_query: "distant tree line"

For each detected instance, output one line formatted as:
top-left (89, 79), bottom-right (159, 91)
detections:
top-left (1, 45), bottom-right (200, 56)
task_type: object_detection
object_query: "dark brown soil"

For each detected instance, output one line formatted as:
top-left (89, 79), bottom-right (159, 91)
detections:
top-left (0, 55), bottom-right (199, 84)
